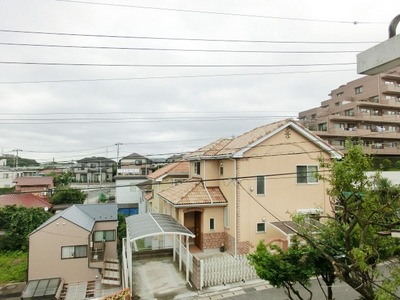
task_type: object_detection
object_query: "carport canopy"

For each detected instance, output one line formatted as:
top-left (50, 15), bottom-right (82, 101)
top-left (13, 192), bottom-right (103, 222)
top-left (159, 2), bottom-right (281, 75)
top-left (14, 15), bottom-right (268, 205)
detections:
top-left (125, 213), bottom-right (195, 242)
top-left (124, 213), bottom-right (195, 290)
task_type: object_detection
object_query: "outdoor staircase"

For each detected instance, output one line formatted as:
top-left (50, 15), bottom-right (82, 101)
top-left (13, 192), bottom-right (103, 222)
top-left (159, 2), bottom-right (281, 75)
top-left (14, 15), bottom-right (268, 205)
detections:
top-left (101, 258), bottom-right (121, 286)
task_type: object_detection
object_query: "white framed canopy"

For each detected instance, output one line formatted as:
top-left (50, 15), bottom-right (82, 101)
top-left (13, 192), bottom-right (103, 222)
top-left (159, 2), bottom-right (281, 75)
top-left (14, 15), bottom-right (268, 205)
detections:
top-left (123, 213), bottom-right (195, 291)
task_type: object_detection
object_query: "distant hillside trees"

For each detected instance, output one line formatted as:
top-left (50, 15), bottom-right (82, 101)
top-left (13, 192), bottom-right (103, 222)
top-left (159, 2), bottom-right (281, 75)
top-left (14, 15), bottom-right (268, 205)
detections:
top-left (0, 156), bottom-right (39, 167)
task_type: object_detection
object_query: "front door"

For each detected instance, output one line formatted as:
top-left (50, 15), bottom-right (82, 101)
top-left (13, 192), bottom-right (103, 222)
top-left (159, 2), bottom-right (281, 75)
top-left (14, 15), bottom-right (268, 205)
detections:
top-left (194, 211), bottom-right (202, 249)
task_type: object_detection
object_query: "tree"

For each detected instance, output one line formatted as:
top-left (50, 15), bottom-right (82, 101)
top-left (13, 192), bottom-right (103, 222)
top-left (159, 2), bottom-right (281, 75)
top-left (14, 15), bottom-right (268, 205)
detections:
top-left (0, 206), bottom-right (51, 251)
top-left (50, 187), bottom-right (87, 205)
top-left (249, 238), bottom-right (335, 300)
top-left (302, 142), bottom-right (400, 299)
top-left (50, 171), bottom-right (73, 187)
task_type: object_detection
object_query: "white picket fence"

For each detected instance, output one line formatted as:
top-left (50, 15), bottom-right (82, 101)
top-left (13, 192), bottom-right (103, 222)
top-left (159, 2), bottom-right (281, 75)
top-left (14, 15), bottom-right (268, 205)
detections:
top-left (199, 254), bottom-right (258, 288)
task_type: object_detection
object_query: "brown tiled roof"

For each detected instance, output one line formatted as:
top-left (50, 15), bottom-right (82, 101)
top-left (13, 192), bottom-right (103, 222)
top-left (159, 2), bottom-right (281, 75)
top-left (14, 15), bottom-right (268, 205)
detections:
top-left (185, 138), bottom-right (232, 159)
top-left (185, 119), bottom-right (342, 159)
top-left (158, 179), bottom-right (227, 206)
top-left (147, 161), bottom-right (189, 180)
top-left (13, 176), bottom-right (54, 188)
top-left (0, 193), bottom-right (52, 209)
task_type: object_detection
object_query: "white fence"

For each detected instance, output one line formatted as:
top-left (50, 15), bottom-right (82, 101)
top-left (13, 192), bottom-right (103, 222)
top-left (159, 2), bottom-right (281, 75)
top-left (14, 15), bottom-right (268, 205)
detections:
top-left (173, 236), bottom-right (193, 272)
top-left (200, 254), bottom-right (258, 288)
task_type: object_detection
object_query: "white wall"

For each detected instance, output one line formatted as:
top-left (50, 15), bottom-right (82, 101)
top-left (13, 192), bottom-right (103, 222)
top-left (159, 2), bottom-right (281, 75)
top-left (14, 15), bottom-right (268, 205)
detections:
top-left (366, 171), bottom-right (400, 185)
top-left (115, 177), bottom-right (147, 206)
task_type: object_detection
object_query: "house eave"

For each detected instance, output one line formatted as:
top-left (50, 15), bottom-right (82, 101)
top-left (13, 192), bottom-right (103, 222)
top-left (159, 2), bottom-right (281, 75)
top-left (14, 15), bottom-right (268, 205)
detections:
top-left (185, 154), bottom-right (233, 161)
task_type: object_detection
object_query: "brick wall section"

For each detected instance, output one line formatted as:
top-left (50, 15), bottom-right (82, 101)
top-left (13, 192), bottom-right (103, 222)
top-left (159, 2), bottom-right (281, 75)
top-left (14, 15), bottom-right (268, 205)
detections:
top-left (191, 257), bottom-right (201, 290)
top-left (201, 231), bottom-right (225, 249)
top-left (225, 232), bottom-right (235, 254)
top-left (225, 232), bottom-right (251, 255)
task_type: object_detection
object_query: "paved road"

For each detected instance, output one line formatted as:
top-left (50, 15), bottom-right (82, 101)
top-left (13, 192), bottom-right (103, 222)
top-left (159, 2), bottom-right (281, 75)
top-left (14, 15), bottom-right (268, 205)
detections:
top-left (221, 278), bottom-right (360, 300)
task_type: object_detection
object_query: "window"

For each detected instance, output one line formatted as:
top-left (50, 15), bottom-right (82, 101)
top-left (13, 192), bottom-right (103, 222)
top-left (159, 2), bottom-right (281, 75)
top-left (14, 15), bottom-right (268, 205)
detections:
top-left (61, 245), bottom-right (87, 259)
top-left (318, 123), bottom-right (327, 131)
top-left (194, 162), bottom-right (201, 175)
top-left (297, 165), bottom-right (318, 184)
top-left (93, 230), bottom-right (116, 242)
top-left (355, 86), bottom-right (364, 94)
top-left (224, 207), bottom-right (230, 229)
top-left (256, 176), bottom-right (265, 195)
top-left (219, 163), bottom-right (224, 175)
top-left (344, 109), bottom-right (354, 116)
top-left (172, 178), bottom-right (184, 186)
top-left (256, 222), bottom-right (266, 233)
top-left (209, 218), bottom-right (215, 231)
top-left (336, 92), bottom-right (343, 97)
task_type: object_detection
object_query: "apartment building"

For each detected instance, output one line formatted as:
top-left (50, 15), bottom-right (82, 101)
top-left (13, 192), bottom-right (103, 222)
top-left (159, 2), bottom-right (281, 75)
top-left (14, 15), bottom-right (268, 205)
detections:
top-left (298, 66), bottom-right (400, 155)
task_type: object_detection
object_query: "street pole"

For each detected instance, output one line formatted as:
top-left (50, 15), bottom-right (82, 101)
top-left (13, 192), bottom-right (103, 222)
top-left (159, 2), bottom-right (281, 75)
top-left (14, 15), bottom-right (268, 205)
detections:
top-left (115, 142), bottom-right (122, 169)
top-left (12, 149), bottom-right (22, 170)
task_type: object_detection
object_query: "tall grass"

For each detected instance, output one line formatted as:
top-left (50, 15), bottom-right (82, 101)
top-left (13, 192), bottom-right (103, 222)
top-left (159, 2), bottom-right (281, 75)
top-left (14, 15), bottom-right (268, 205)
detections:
top-left (0, 251), bottom-right (27, 283)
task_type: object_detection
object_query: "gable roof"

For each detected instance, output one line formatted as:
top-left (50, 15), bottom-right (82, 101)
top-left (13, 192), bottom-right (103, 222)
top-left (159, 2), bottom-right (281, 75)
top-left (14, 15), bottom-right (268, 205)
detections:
top-left (31, 203), bottom-right (118, 235)
top-left (147, 161), bottom-right (189, 181)
top-left (121, 152), bottom-right (148, 160)
top-left (76, 156), bottom-right (115, 164)
top-left (13, 176), bottom-right (54, 187)
top-left (158, 178), bottom-right (227, 206)
top-left (185, 119), bottom-right (342, 160)
top-left (0, 193), bottom-right (52, 209)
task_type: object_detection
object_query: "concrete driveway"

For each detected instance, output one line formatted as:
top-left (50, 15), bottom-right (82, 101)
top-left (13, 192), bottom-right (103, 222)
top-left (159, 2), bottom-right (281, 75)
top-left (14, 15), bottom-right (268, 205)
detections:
top-left (132, 256), bottom-right (197, 300)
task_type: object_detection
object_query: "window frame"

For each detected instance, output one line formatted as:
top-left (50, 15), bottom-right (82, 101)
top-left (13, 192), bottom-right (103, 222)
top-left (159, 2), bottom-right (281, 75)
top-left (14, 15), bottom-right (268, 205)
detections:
top-left (256, 175), bottom-right (265, 195)
top-left (194, 161), bottom-right (201, 175)
top-left (224, 207), bottom-right (230, 229)
top-left (355, 86), bottom-right (364, 94)
top-left (61, 245), bottom-right (87, 259)
top-left (256, 222), bottom-right (266, 233)
top-left (296, 165), bottom-right (319, 184)
top-left (209, 218), bottom-right (215, 231)
top-left (93, 230), bottom-right (116, 242)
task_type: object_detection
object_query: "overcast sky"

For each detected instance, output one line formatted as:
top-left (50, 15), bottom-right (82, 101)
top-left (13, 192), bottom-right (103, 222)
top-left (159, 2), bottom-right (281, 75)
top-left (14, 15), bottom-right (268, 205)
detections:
top-left (1, 0), bottom-right (399, 163)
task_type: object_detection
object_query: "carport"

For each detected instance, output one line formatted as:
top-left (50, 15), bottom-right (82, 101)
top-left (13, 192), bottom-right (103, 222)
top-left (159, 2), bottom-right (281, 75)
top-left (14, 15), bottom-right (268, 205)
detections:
top-left (123, 213), bottom-right (195, 292)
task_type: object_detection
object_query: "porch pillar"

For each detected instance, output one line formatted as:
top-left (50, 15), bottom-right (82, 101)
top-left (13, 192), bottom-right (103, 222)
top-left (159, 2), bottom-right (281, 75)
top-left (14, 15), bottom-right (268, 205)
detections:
top-left (179, 234), bottom-right (182, 271)
top-left (173, 234), bottom-right (176, 262)
top-left (186, 235), bottom-right (190, 283)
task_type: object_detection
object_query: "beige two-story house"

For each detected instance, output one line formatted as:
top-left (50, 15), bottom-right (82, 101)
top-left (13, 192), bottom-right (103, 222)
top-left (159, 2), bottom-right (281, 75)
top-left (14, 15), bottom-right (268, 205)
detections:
top-left (28, 203), bottom-right (119, 285)
top-left (159, 119), bottom-right (342, 255)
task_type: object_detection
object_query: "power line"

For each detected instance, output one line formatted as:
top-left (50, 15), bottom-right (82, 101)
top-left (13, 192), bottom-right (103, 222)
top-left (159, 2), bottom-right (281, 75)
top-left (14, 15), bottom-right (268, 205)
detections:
top-left (0, 42), bottom-right (363, 54)
top-left (0, 115), bottom-right (294, 125)
top-left (56, 0), bottom-right (384, 25)
top-left (0, 29), bottom-right (379, 44)
top-left (0, 69), bottom-right (356, 84)
top-left (0, 61), bottom-right (356, 68)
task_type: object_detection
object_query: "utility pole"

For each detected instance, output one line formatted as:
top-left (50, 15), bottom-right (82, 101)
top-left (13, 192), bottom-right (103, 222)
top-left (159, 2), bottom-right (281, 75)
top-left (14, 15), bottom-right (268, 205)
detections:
top-left (115, 143), bottom-right (122, 169)
top-left (99, 160), bottom-right (102, 191)
top-left (12, 149), bottom-right (22, 170)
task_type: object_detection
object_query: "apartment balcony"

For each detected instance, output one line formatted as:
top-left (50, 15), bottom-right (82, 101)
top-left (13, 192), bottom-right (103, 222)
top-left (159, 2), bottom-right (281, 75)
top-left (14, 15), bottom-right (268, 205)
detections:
top-left (311, 127), bottom-right (400, 140)
top-left (330, 112), bottom-right (400, 124)
top-left (364, 145), bottom-right (400, 155)
top-left (381, 84), bottom-right (400, 95)
top-left (331, 144), bottom-right (400, 156)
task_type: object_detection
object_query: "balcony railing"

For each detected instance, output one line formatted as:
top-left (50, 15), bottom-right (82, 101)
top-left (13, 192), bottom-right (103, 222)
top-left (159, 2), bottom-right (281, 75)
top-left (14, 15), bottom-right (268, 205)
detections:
top-left (90, 248), bottom-right (105, 262)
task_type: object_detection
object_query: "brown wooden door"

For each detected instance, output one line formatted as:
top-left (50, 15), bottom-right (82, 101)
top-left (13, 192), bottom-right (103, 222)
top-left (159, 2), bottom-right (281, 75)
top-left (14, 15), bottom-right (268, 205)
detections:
top-left (194, 211), bottom-right (202, 249)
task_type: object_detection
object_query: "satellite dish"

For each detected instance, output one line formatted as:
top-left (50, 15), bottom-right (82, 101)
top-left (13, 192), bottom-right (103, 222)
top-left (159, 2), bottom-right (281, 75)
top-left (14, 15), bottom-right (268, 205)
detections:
top-left (44, 207), bottom-right (49, 211)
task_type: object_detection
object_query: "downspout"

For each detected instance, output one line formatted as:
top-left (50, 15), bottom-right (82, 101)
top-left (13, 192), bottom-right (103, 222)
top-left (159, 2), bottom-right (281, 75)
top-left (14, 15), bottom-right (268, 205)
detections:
top-left (234, 159), bottom-right (238, 257)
